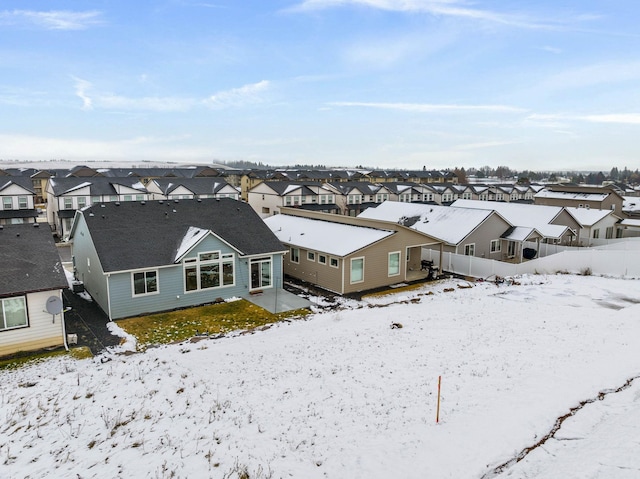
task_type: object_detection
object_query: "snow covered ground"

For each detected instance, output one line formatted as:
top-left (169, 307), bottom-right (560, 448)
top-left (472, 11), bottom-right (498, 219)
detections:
top-left (1, 274), bottom-right (639, 479)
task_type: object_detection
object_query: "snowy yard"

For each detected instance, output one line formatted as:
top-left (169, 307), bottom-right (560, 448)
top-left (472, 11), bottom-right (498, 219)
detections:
top-left (1, 274), bottom-right (639, 478)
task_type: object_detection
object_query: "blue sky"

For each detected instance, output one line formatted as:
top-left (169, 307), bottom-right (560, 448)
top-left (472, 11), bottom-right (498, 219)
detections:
top-left (1, 1), bottom-right (639, 171)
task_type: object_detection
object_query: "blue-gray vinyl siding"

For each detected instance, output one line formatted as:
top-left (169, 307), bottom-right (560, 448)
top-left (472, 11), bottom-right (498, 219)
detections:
top-left (106, 234), bottom-right (284, 319)
top-left (70, 215), bottom-right (111, 316)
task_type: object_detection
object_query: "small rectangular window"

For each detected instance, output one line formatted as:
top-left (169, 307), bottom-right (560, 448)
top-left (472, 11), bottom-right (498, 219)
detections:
top-left (64, 197), bottom-right (73, 209)
top-left (3, 197), bottom-right (13, 210)
top-left (388, 251), bottom-right (400, 276)
top-left (290, 247), bottom-right (300, 263)
top-left (0, 297), bottom-right (28, 330)
top-left (350, 257), bottom-right (364, 284)
top-left (318, 254), bottom-right (327, 265)
top-left (330, 257), bottom-right (339, 268)
top-left (490, 239), bottom-right (501, 253)
top-left (307, 251), bottom-right (315, 262)
top-left (77, 197), bottom-right (86, 209)
top-left (133, 271), bottom-right (158, 296)
top-left (18, 197), bottom-right (28, 209)
top-left (464, 244), bottom-right (475, 256)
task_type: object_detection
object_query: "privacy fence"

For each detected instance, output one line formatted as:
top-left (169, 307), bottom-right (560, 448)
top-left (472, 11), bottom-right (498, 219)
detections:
top-left (423, 238), bottom-right (640, 280)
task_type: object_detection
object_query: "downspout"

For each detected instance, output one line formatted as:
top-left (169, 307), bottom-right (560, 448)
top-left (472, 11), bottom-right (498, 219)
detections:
top-left (439, 243), bottom-right (444, 276)
top-left (60, 290), bottom-right (69, 351)
top-left (106, 273), bottom-right (112, 321)
top-left (341, 258), bottom-right (345, 295)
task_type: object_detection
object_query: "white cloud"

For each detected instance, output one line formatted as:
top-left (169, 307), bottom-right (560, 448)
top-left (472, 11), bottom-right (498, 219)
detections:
top-left (72, 76), bottom-right (93, 110)
top-left (205, 80), bottom-right (271, 109)
top-left (288, 0), bottom-right (561, 29)
top-left (329, 101), bottom-right (527, 113)
top-left (527, 112), bottom-right (640, 126)
top-left (0, 9), bottom-right (103, 30)
top-left (69, 78), bottom-right (271, 112)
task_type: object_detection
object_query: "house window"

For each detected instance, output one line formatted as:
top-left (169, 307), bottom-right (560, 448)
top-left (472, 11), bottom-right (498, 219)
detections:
top-left (388, 251), bottom-right (400, 276)
top-left (18, 197), bottom-right (28, 209)
top-left (462, 193), bottom-right (472, 200)
top-left (290, 247), bottom-right (300, 263)
top-left (318, 254), bottom-right (327, 265)
top-left (605, 227), bottom-right (614, 239)
top-left (330, 257), bottom-right (339, 268)
top-left (63, 197), bottom-right (73, 209)
top-left (507, 241), bottom-right (516, 257)
top-left (285, 196), bottom-right (292, 206)
top-left (307, 251), bottom-right (316, 262)
top-left (110, 196), bottom-right (118, 202)
top-left (3, 197), bottom-right (13, 210)
top-left (0, 297), bottom-right (28, 331)
top-left (136, 195), bottom-right (144, 201)
top-left (490, 239), bottom-right (501, 253)
top-left (262, 207), bottom-right (270, 214)
top-left (593, 229), bottom-right (600, 239)
top-left (124, 195), bottom-right (132, 201)
top-left (132, 270), bottom-right (158, 296)
top-left (350, 257), bottom-right (364, 284)
top-left (184, 251), bottom-right (235, 292)
top-left (77, 197), bottom-right (87, 209)
top-left (250, 257), bottom-right (272, 290)
top-left (464, 244), bottom-right (475, 256)
top-left (616, 228), bottom-right (623, 239)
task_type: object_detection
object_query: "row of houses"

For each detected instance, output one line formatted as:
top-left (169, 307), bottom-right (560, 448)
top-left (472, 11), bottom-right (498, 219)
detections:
top-left (0, 189), bottom-right (633, 357)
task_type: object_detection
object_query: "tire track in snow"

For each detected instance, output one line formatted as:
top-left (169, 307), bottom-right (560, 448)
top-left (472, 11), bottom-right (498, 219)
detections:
top-left (480, 374), bottom-right (640, 479)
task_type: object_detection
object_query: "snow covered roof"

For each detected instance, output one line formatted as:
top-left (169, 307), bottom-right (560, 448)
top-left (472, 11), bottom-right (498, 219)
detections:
top-left (565, 207), bottom-right (615, 227)
top-left (535, 189), bottom-right (608, 202)
top-left (264, 214), bottom-right (394, 257)
top-left (358, 201), bottom-right (495, 245)
top-left (451, 199), bottom-right (567, 232)
top-left (174, 226), bottom-right (210, 262)
top-left (623, 196), bottom-right (640, 212)
top-left (620, 218), bottom-right (640, 228)
top-left (501, 226), bottom-right (540, 242)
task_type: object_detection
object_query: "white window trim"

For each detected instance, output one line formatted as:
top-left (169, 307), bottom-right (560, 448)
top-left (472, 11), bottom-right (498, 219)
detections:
top-left (350, 257), bottom-right (365, 284)
top-left (464, 243), bottom-right (475, 256)
top-left (131, 270), bottom-right (160, 297)
top-left (290, 247), bottom-right (300, 264)
top-left (329, 257), bottom-right (339, 268)
top-left (318, 254), bottom-right (327, 265)
top-left (388, 251), bottom-right (401, 277)
top-left (0, 296), bottom-right (28, 331)
top-left (490, 239), bottom-right (501, 253)
top-left (307, 251), bottom-right (316, 262)
top-left (183, 250), bottom-right (236, 293)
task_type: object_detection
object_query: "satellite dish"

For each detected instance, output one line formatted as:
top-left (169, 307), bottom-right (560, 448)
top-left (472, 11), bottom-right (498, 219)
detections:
top-left (46, 296), bottom-right (64, 315)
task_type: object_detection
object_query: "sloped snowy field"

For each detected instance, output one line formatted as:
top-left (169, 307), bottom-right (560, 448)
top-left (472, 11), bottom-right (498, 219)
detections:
top-left (1, 274), bottom-right (639, 479)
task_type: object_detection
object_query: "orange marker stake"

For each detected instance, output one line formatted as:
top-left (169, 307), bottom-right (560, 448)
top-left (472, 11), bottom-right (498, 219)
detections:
top-left (436, 375), bottom-right (442, 424)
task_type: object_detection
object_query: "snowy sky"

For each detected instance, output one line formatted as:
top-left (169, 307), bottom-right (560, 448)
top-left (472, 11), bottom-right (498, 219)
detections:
top-left (2, 274), bottom-right (639, 478)
top-left (1, 1), bottom-right (640, 171)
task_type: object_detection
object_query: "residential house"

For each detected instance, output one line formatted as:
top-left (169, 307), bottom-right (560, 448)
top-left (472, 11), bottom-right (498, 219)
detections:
top-left (0, 223), bottom-right (69, 356)
top-left (46, 177), bottom-right (150, 239)
top-left (68, 198), bottom-right (297, 320)
top-left (534, 185), bottom-right (625, 216)
top-left (146, 178), bottom-right (240, 201)
top-left (566, 207), bottom-right (622, 244)
top-left (248, 181), bottom-right (339, 217)
top-left (325, 181), bottom-right (390, 216)
top-left (264, 208), bottom-right (442, 295)
top-left (358, 201), bottom-right (514, 261)
top-left (451, 199), bottom-right (581, 247)
top-left (0, 176), bottom-right (39, 225)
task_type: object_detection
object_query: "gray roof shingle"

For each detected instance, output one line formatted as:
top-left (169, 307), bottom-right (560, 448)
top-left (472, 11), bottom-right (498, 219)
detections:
top-left (0, 224), bottom-right (68, 297)
top-left (75, 198), bottom-right (286, 272)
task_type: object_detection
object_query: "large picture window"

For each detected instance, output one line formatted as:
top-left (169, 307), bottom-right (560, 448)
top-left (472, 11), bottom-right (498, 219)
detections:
top-left (350, 257), bottom-right (364, 284)
top-left (184, 251), bottom-right (235, 292)
top-left (132, 270), bottom-right (158, 296)
top-left (388, 251), bottom-right (400, 276)
top-left (1, 297), bottom-right (28, 331)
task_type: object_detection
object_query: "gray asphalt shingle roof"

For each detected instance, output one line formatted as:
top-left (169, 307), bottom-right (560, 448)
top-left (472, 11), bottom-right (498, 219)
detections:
top-left (0, 224), bottom-right (68, 297)
top-left (74, 198), bottom-right (286, 272)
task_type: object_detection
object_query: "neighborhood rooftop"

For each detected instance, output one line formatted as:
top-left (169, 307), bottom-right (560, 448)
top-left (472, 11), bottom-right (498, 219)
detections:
top-left (74, 198), bottom-right (286, 273)
top-left (264, 214), bottom-right (395, 257)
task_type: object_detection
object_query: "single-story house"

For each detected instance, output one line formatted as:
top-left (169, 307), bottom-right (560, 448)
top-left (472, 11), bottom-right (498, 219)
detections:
top-left (264, 208), bottom-right (442, 295)
top-left (0, 223), bottom-right (69, 356)
top-left (566, 207), bottom-right (622, 244)
top-left (68, 198), bottom-right (301, 320)
top-left (358, 201), bottom-right (514, 261)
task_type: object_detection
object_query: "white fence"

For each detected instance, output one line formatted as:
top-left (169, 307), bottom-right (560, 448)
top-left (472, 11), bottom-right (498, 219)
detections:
top-left (423, 244), bottom-right (640, 279)
top-left (523, 237), bottom-right (640, 257)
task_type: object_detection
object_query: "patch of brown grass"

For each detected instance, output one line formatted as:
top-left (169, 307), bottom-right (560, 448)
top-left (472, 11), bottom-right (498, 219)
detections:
top-left (117, 299), bottom-right (310, 349)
